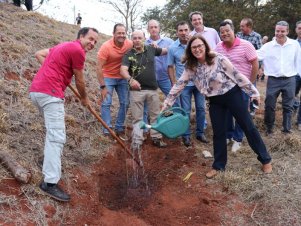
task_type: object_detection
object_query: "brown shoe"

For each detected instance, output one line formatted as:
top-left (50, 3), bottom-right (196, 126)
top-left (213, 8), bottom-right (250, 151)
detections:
top-left (206, 169), bottom-right (218, 179)
top-left (262, 163), bottom-right (272, 174)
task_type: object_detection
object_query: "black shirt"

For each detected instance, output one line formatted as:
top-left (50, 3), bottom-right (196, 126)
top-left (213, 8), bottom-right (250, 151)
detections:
top-left (122, 45), bottom-right (162, 90)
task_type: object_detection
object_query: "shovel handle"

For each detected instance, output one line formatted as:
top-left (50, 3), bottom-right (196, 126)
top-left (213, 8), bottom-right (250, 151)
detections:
top-left (68, 85), bottom-right (141, 167)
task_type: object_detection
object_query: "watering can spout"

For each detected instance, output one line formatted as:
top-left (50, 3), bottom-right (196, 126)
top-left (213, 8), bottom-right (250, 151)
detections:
top-left (139, 121), bottom-right (152, 130)
top-left (139, 107), bottom-right (189, 139)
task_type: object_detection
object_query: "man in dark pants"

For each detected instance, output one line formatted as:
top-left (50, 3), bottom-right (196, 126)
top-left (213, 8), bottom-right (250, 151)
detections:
top-left (257, 21), bottom-right (301, 135)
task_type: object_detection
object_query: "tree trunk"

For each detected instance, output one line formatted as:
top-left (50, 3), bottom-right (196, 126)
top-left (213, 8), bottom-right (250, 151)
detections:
top-left (0, 152), bottom-right (31, 184)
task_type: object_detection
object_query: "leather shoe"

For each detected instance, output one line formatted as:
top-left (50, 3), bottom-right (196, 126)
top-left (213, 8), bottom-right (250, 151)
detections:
top-left (39, 182), bottom-right (70, 202)
top-left (196, 134), bottom-right (209, 143)
top-left (262, 163), bottom-right (272, 174)
top-left (205, 169), bottom-right (218, 179)
top-left (182, 137), bottom-right (191, 147)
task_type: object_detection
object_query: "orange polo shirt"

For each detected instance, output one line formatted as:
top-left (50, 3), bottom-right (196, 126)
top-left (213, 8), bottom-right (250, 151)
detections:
top-left (97, 38), bottom-right (133, 78)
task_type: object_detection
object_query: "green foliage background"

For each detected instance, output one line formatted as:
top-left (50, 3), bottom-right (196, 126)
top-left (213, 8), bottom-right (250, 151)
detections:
top-left (142, 0), bottom-right (301, 39)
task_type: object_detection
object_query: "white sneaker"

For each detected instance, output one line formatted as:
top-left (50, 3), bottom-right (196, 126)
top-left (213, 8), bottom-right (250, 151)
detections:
top-left (298, 124), bottom-right (301, 131)
top-left (226, 138), bottom-right (233, 145)
top-left (231, 141), bottom-right (241, 153)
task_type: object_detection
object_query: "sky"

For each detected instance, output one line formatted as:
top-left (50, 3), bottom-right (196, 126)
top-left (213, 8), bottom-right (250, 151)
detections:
top-left (36, 0), bottom-right (166, 35)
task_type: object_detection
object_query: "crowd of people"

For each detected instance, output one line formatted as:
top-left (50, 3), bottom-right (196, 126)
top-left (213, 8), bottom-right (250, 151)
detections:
top-left (29, 11), bottom-right (301, 201)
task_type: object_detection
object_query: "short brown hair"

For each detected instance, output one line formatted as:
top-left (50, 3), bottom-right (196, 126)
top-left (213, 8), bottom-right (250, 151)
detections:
top-left (189, 11), bottom-right (203, 22)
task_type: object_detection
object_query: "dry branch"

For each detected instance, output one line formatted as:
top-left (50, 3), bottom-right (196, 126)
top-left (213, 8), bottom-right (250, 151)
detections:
top-left (0, 152), bottom-right (31, 183)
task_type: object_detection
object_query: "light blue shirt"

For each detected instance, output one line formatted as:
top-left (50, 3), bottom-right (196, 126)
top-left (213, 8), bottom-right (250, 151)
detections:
top-left (167, 39), bottom-right (194, 86)
top-left (146, 37), bottom-right (174, 81)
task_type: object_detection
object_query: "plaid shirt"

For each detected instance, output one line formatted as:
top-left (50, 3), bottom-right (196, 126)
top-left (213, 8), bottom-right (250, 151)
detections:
top-left (237, 31), bottom-right (262, 50)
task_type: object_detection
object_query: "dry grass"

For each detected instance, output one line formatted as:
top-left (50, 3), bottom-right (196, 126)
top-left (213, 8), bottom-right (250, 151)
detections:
top-left (213, 82), bottom-right (301, 225)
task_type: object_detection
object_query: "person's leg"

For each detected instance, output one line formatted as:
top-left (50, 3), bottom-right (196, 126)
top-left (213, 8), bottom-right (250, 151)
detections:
top-left (146, 90), bottom-right (166, 147)
top-left (293, 75), bottom-right (301, 111)
top-left (130, 91), bottom-right (145, 146)
top-left (179, 86), bottom-right (192, 146)
top-left (13, 0), bottom-right (21, 6)
top-left (30, 92), bottom-right (65, 183)
top-left (101, 78), bottom-right (116, 134)
top-left (264, 77), bottom-right (281, 132)
top-left (193, 87), bottom-right (208, 142)
top-left (180, 86), bottom-right (193, 139)
top-left (114, 79), bottom-right (129, 132)
top-left (157, 78), bottom-right (172, 97)
top-left (281, 77), bottom-right (296, 132)
top-left (208, 99), bottom-right (228, 171)
top-left (227, 88), bottom-right (272, 165)
top-left (226, 110), bottom-right (234, 140)
top-left (25, 0), bottom-right (32, 10)
top-left (232, 91), bottom-right (249, 142)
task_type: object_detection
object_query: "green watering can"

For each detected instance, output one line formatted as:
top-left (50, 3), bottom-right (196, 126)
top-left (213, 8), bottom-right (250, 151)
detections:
top-left (140, 107), bottom-right (189, 139)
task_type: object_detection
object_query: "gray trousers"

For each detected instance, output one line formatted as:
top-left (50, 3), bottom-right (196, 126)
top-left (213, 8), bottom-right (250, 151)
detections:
top-left (30, 92), bottom-right (66, 184)
top-left (130, 90), bottom-right (162, 145)
top-left (264, 76), bottom-right (296, 131)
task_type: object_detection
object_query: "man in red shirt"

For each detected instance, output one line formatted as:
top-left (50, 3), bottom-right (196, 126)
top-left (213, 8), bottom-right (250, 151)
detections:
top-left (30, 27), bottom-right (98, 202)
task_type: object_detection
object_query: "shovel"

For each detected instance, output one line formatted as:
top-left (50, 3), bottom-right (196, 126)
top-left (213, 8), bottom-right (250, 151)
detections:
top-left (68, 85), bottom-right (141, 167)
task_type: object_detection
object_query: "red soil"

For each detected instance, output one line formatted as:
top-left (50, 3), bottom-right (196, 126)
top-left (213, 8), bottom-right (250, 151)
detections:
top-left (1, 138), bottom-right (255, 225)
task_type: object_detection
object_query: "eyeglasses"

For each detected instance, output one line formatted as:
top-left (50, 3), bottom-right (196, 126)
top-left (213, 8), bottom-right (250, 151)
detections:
top-left (191, 44), bottom-right (205, 51)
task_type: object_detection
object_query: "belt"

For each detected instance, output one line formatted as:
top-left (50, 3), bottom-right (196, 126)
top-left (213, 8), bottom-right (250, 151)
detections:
top-left (269, 76), bottom-right (292, 80)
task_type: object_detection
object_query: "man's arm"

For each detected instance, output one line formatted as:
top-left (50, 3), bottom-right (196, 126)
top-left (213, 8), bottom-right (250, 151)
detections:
top-left (96, 59), bottom-right (108, 100)
top-left (73, 68), bottom-right (90, 107)
top-left (160, 48), bottom-right (168, 56)
top-left (168, 65), bottom-right (177, 86)
top-left (120, 65), bottom-right (141, 90)
top-left (250, 58), bottom-right (259, 83)
top-left (35, 48), bottom-right (49, 65)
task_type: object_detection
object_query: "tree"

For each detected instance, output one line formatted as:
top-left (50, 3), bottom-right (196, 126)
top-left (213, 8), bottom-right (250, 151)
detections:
top-left (141, 6), bottom-right (162, 26)
top-left (99, 0), bottom-right (143, 34)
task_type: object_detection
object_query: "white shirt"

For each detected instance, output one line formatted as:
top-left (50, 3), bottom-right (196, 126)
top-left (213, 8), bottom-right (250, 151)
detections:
top-left (190, 26), bottom-right (221, 49)
top-left (257, 38), bottom-right (301, 77)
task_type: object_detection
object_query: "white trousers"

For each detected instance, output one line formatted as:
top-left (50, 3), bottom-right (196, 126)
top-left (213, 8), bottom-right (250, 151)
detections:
top-left (30, 92), bottom-right (66, 184)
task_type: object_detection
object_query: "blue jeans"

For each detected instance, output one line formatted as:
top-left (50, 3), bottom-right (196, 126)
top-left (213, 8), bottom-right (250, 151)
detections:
top-left (226, 91), bottom-right (249, 142)
top-left (101, 78), bottom-right (129, 134)
top-left (180, 85), bottom-right (206, 138)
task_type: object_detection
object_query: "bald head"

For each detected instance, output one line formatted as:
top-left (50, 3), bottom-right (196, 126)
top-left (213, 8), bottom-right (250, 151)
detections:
top-left (132, 30), bottom-right (145, 51)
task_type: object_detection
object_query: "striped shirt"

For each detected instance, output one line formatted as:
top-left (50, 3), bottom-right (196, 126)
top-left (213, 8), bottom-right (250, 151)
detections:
top-left (215, 38), bottom-right (257, 80)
